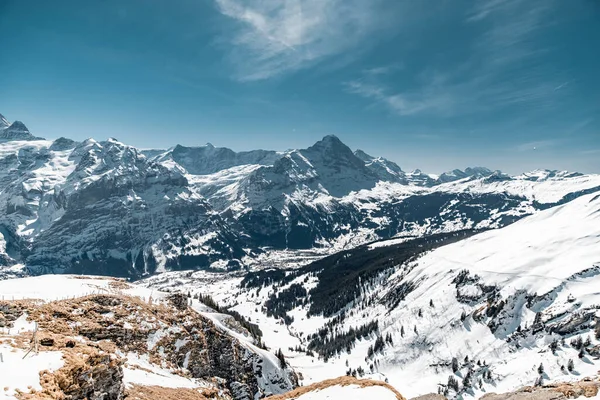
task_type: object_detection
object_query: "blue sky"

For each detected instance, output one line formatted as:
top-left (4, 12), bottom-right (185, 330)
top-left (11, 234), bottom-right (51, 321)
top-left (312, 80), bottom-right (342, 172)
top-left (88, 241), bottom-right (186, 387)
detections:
top-left (0, 0), bottom-right (598, 174)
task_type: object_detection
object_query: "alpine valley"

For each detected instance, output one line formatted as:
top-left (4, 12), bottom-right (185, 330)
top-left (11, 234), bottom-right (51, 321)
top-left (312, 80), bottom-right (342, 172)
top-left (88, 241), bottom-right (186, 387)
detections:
top-left (1, 112), bottom-right (600, 400)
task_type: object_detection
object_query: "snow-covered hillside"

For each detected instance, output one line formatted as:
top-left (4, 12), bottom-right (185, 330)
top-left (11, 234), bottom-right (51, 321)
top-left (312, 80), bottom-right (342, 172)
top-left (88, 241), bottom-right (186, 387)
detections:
top-left (143, 192), bottom-right (600, 399)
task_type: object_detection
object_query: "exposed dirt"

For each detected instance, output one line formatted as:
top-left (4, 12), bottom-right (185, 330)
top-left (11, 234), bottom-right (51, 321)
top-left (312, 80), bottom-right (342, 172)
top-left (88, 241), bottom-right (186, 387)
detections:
top-left (125, 385), bottom-right (228, 400)
top-left (265, 376), bottom-right (406, 400)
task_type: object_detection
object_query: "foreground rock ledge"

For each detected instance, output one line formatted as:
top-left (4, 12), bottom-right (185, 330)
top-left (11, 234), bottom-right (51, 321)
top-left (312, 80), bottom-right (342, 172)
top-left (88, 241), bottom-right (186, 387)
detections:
top-left (265, 376), bottom-right (406, 400)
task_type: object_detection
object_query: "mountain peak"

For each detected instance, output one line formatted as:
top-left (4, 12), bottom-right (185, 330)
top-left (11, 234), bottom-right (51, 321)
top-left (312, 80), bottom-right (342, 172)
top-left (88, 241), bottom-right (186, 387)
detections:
top-left (354, 149), bottom-right (374, 162)
top-left (0, 120), bottom-right (45, 141)
top-left (307, 135), bottom-right (351, 155)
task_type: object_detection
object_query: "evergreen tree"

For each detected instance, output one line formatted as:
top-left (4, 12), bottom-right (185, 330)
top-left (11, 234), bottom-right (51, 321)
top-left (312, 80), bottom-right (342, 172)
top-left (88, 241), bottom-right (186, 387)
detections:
top-left (537, 363), bottom-right (544, 374)
top-left (276, 348), bottom-right (287, 368)
top-left (430, 299), bottom-right (434, 308)
top-left (447, 376), bottom-right (460, 392)
top-left (463, 370), bottom-right (473, 389)
top-left (452, 357), bottom-right (459, 373)
top-left (400, 325), bottom-right (405, 337)
top-left (571, 336), bottom-right (583, 349)
top-left (567, 359), bottom-right (574, 372)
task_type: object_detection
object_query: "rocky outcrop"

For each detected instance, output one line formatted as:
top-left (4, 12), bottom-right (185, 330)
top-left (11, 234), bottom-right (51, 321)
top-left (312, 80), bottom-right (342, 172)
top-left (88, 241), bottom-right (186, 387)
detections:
top-left (480, 379), bottom-right (600, 400)
top-left (2, 293), bottom-right (296, 399)
top-left (38, 353), bottom-right (125, 400)
top-left (265, 376), bottom-right (405, 400)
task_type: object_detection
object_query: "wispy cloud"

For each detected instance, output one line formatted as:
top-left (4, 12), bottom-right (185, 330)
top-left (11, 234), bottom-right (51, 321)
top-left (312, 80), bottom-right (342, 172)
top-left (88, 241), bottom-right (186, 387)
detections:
top-left (345, 80), bottom-right (455, 116)
top-left (580, 148), bottom-right (600, 155)
top-left (362, 63), bottom-right (404, 76)
top-left (346, 0), bottom-right (565, 118)
top-left (214, 0), bottom-right (391, 81)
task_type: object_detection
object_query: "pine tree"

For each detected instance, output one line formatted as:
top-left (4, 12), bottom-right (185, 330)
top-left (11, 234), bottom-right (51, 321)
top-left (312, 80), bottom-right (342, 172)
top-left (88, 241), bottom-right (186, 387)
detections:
top-left (463, 370), bottom-right (473, 388)
top-left (567, 359), bottom-right (574, 372)
top-left (414, 325), bottom-right (418, 334)
top-left (430, 299), bottom-right (434, 308)
top-left (400, 325), bottom-right (405, 337)
top-left (447, 376), bottom-right (460, 392)
top-left (418, 308), bottom-right (423, 317)
top-left (550, 339), bottom-right (558, 354)
top-left (276, 348), bottom-right (287, 368)
top-left (452, 357), bottom-right (459, 373)
top-left (538, 363), bottom-right (544, 374)
top-left (578, 348), bottom-right (585, 359)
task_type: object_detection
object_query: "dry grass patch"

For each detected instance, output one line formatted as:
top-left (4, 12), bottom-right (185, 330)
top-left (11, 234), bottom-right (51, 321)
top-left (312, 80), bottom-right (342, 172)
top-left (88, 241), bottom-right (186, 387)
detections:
top-left (125, 384), bottom-right (227, 400)
top-left (265, 376), bottom-right (405, 400)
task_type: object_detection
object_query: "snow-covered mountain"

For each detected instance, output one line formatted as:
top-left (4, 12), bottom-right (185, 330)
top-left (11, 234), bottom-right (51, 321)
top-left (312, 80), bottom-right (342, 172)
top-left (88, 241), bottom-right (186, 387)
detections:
top-left (143, 191), bottom-right (600, 398)
top-left (1, 111), bottom-right (600, 278)
top-left (0, 114), bottom-right (44, 141)
top-left (147, 143), bottom-right (282, 175)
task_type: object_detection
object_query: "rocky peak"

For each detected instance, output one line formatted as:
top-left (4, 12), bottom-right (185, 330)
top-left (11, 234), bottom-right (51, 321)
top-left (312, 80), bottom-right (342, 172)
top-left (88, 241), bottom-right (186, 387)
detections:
top-left (0, 120), bottom-right (45, 141)
top-left (306, 135), bottom-right (351, 155)
top-left (437, 167), bottom-right (497, 184)
top-left (50, 137), bottom-right (78, 151)
top-left (354, 149), bottom-right (375, 162)
top-left (464, 166), bottom-right (494, 177)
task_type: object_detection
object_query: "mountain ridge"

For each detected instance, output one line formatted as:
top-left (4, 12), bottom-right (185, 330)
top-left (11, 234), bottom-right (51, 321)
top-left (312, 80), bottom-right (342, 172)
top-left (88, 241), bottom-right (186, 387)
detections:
top-left (1, 111), bottom-right (599, 278)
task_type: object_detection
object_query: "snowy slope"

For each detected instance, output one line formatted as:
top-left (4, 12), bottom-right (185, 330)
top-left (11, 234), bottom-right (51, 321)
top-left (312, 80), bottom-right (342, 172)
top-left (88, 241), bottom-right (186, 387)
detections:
top-left (144, 192), bottom-right (600, 398)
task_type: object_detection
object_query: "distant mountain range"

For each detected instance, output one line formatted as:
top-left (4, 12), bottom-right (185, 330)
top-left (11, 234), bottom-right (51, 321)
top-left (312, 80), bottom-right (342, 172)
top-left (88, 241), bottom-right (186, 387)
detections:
top-left (1, 111), bottom-right (599, 278)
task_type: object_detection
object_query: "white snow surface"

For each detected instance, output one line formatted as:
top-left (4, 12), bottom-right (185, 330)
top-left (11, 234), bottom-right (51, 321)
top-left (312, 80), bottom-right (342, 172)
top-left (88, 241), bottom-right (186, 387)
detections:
top-left (0, 275), bottom-right (149, 301)
top-left (0, 344), bottom-right (64, 399)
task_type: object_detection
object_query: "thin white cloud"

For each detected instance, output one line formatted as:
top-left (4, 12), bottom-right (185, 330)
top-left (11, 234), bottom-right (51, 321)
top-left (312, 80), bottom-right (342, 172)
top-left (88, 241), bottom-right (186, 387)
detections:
top-left (345, 80), bottom-right (455, 116)
top-left (363, 63), bottom-right (404, 76)
top-left (214, 0), bottom-right (391, 81)
top-left (580, 148), bottom-right (600, 155)
top-left (346, 0), bottom-right (564, 118)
